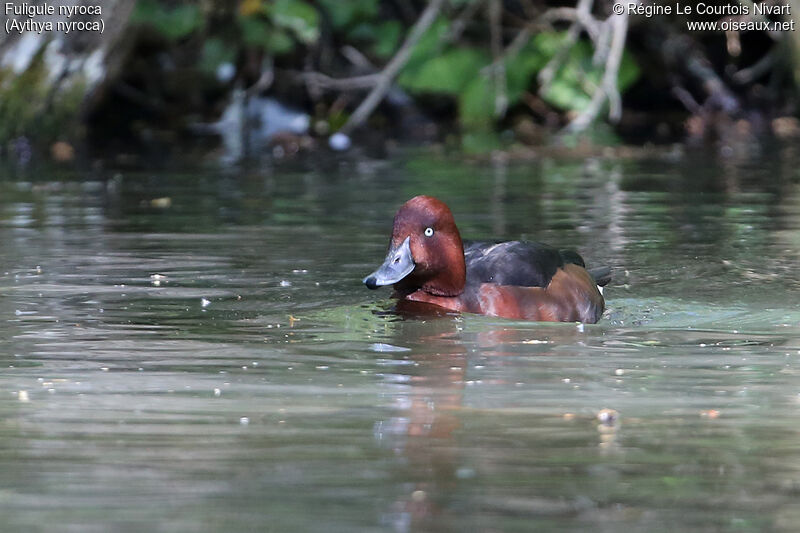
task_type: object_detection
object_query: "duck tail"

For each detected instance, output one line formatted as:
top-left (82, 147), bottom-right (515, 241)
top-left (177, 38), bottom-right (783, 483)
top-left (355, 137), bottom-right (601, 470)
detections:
top-left (588, 266), bottom-right (612, 287)
top-left (558, 249), bottom-right (586, 268)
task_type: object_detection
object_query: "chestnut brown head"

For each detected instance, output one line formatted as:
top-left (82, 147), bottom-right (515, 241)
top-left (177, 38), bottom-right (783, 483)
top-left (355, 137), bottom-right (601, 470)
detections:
top-left (363, 196), bottom-right (466, 296)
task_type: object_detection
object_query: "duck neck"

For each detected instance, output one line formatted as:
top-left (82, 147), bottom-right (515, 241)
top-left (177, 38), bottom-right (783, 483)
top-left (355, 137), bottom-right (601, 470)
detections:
top-left (422, 237), bottom-right (465, 297)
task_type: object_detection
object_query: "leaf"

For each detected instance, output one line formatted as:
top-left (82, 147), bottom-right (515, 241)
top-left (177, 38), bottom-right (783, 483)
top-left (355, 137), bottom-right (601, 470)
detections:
top-left (399, 47), bottom-right (488, 94)
top-left (239, 17), bottom-right (294, 54)
top-left (505, 38), bottom-right (552, 101)
top-left (540, 38), bottom-right (640, 112)
top-left (268, 0), bottom-right (320, 44)
top-left (239, 0), bottom-right (262, 17)
top-left (403, 31), bottom-right (565, 130)
top-left (347, 22), bottom-right (377, 42)
top-left (616, 52), bottom-right (640, 92)
top-left (317, 0), bottom-right (379, 29)
top-left (530, 31), bottom-right (566, 57)
top-left (199, 38), bottom-right (237, 75)
top-left (398, 18), bottom-right (450, 78)
top-left (458, 75), bottom-right (495, 129)
top-left (543, 76), bottom-right (592, 111)
top-left (371, 20), bottom-right (402, 59)
top-left (132, 0), bottom-right (203, 41)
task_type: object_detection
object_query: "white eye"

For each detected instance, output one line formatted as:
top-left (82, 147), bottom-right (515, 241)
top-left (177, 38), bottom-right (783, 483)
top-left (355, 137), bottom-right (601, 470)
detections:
top-left (424, 227), bottom-right (434, 237)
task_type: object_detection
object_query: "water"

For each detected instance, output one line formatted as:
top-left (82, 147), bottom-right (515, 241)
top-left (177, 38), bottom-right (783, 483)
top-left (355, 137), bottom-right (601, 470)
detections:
top-left (1, 149), bottom-right (799, 532)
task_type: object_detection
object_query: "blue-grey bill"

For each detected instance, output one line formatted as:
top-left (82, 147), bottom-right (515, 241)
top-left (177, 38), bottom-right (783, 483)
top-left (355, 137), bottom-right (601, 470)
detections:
top-left (363, 236), bottom-right (415, 289)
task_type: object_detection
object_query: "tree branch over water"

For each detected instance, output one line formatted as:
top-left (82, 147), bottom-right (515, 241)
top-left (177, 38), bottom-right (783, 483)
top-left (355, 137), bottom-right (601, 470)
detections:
top-left (339, 0), bottom-right (445, 136)
top-left (564, 0), bottom-right (634, 133)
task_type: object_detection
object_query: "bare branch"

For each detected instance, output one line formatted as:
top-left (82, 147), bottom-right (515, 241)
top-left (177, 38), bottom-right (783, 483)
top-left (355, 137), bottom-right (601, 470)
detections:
top-left (297, 72), bottom-right (381, 91)
top-left (488, 0), bottom-right (508, 117)
top-left (592, 17), bottom-right (613, 66)
top-left (246, 58), bottom-right (274, 97)
top-left (537, 0), bottom-right (597, 92)
top-left (732, 50), bottom-right (776, 84)
top-left (446, 0), bottom-right (485, 45)
top-left (339, 0), bottom-right (445, 136)
top-left (671, 85), bottom-right (703, 114)
top-left (340, 46), bottom-right (375, 70)
top-left (540, 4), bottom-right (601, 40)
top-left (564, 0), bottom-right (634, 133)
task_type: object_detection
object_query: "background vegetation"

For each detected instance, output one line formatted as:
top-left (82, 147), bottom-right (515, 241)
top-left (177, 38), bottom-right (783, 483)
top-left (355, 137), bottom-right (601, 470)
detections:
top-left (2, 0), bottom-right (800, 159)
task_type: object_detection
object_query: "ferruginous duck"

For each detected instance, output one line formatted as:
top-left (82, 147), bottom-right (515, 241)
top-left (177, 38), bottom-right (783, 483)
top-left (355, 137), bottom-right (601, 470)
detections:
top-left (363, 195), bottom-right (610, 323)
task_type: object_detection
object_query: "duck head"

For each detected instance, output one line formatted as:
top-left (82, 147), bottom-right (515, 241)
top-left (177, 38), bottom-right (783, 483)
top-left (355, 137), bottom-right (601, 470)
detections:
top-left (363, 196), bottom-right (466, 297)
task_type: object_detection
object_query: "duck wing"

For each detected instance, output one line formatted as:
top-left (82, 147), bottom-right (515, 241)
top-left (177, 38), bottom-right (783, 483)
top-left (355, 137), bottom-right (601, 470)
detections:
top-left (463, 240), bottom-right (588, 288)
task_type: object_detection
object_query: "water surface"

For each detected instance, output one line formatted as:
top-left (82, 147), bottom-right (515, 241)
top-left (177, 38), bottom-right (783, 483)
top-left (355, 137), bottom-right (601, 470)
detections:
top-left (1, 150), bottom-right (800, 532)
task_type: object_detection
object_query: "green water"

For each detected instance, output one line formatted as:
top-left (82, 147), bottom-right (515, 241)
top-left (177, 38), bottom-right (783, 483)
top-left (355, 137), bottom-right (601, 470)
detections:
top-left (1, 149), bottom-right (799, 532)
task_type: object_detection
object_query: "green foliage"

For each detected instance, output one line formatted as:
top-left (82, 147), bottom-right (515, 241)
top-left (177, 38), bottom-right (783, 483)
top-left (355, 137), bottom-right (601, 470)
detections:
top-left (459, 75), bottom-right (494, 129)
top-left (265, 0), bottom-right (320, 44)
top-left (0, 62), bottom-right (48, 141)
top-left (318, 0), bottom-right (379, 30)
top-left (541, 39), bottom-right (640, 112)
top-left (400, 29), bottom-right (554, 129)
top-left (457, 37), bottom-right (555, 130)
top-left (0, 48), bottom-right (85, 144)
top-left (400, 47), bottom-right (489, 94)
top-left (129, 2), bottom-right (641, 138)
top-left (397, 18), bottom-right (450, 80)
top-left (132, 0), bottom-right (203, 41)
top-left (461, 131), bottom-right (504, 153)
top-left (371, 20), bottom-right (402, 59)
top-left (239, 16), bottom-right (294, 54)
top-left (199, 38), bottom-right (237, 75)
top-left (237, 0), bottom-right (319, 54)
top-left (506, 34), bottom-right (560, 100)
top-left (398, 28), bottom-right (639, 133)
top-left (134, 0), bottom-right (321, 56)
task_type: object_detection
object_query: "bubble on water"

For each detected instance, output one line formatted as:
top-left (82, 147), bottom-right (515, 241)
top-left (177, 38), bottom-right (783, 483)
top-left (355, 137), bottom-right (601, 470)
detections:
top-left (597, 408), bottom-right (618, 425)
top-left (17, 390), bottom-right (29, 402)
top-left (201, 298), bottom-right (211, 307)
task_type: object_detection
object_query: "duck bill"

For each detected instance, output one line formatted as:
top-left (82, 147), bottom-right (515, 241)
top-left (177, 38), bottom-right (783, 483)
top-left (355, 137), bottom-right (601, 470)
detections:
top-left (363, 236), bottom-right (415, 289)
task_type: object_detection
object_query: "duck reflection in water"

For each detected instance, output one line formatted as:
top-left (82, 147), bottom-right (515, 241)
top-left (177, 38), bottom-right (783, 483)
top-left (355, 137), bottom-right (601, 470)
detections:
top-left (371, 311), bottom-right (621, 531)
